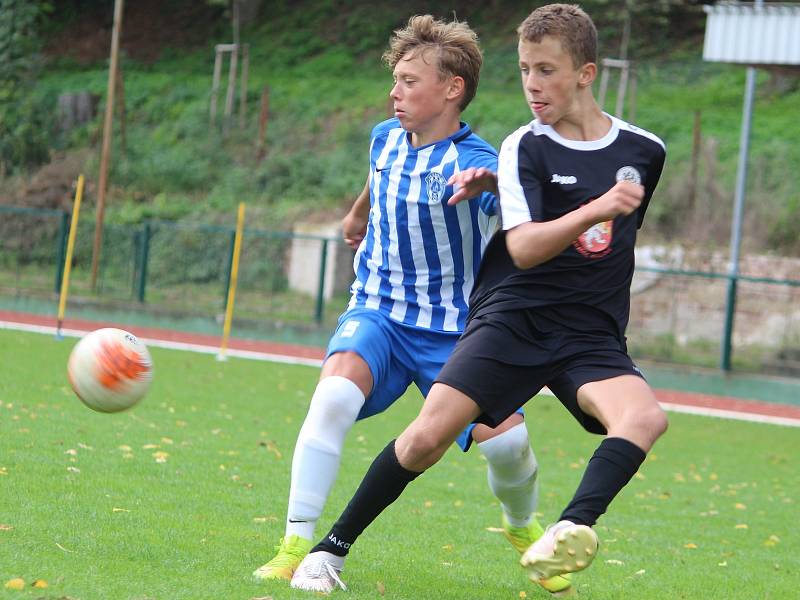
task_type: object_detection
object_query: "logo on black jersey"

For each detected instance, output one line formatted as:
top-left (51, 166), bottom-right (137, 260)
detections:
top-left (574, 220), bottom-right (613, 258)
top-left (615, 166), bottom-right (641, 185)
top-left (426, 171), bottom-right (447, 204)
top-left (551, 173), bottom-right (577, 185)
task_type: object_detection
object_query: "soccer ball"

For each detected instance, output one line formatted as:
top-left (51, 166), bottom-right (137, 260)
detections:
top-left (67, 328), bottom-right (153, 413)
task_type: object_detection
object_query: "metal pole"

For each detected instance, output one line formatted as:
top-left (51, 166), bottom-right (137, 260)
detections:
top-left (90, 0), bottom-right (124, 291)
top-left (315, 239), bottom-right (329, 324)
top-left (720, 65), bottom-right (757, 371)
top-left (136, 222), bottom-right (151, 302)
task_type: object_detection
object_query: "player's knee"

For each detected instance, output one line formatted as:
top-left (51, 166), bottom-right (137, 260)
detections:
top-left (397, 427), bottom-right (449, 470)
top-left (306, 376), bottom-right (364, 430)
top-left (478, 422), bottom-right (534, 466)
top-left (638, 404), bottom-right (668, 442)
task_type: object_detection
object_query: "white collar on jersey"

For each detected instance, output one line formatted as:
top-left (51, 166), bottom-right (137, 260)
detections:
top-left (531, 112), bottom-right (621, 151)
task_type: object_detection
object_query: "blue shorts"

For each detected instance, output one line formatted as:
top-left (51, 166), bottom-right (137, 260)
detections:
top-left (327, 308), bottom-right (522, 451)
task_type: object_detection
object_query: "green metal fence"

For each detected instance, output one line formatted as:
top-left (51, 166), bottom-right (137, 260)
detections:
top-left (1, 204), bottom-right (799, 374)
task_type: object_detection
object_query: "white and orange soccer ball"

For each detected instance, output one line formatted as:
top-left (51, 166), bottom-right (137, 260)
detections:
top-left (67, 328), bottom-right (153, 413)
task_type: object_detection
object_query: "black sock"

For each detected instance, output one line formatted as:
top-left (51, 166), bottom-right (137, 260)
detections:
top-left (312, 439), bottom-right (422, 557)
top-left (559, 437), bottom-right (646, 527)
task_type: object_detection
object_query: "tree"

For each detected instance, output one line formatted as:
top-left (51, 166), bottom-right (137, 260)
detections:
top-left (0, 0), bottom-right (53, 174)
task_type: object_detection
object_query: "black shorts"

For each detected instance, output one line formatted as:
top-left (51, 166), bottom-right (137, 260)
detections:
top-left (435, 308), bottom-right (644, 434)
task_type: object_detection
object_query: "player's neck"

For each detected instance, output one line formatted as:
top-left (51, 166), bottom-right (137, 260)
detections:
top-left (409, 114), bottom-right (462, 148)
top-left (550, 99), bottom-right (610, 142)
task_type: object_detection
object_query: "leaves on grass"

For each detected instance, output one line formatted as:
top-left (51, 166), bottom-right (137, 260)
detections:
top-left (32, 579), bottom-right (48, 588)
top-left (259, 440), bottom-right (282, 459)
top-left (0, 467), bottom-right (7, 475)
top-left (764, 534), bottom-right (780, 546)
top-left (4, 578), bottom-right (25, 589)
top-left (0, 524), bottom-right (13, 531)
top-left (734, 524), bottom-right (748, 529)
top-left (684, 543), bottom-right (697, 549)
top-left (605, 559), bottom-right (624, 565)
top-left (112, 507), bottom-right (130, 513)
top-left (252, 516), bottom-right (278, 523)
top-left (376, 581), bottom-right (385, 595)
top-left (152, 451), bottom-right (169, 463)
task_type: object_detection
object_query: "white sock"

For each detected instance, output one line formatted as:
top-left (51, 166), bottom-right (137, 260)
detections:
top-left (285, 376), bottom-right (365, 540)
top-left (477, 421), bottom-right (539, 528)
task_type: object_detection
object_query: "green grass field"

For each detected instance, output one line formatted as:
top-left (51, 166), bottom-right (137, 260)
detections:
top-left (1, 328), bottom-right (797, 599)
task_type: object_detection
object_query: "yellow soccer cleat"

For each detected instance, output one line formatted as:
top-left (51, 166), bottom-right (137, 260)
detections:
top-left (502, 515), bottom-right (574, 597)
top-left (521, 520), bottom-right (598, 586)
top-left (253, 535), bottom-right (313, 582)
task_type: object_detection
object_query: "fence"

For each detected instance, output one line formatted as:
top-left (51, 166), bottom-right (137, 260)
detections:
top-left (1, 204), bottom-right (799, 374)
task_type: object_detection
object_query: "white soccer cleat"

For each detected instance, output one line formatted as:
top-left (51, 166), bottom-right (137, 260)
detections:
top-left (521, 520), bottom-right (599, 582)
top-left (290, 550), bottom-right (347, 594)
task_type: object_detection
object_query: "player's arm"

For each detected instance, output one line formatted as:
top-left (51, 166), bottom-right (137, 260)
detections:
top-left (505, 181), bottom-right (644, 269)
top-left (342, 175), bottom-right (370, 250)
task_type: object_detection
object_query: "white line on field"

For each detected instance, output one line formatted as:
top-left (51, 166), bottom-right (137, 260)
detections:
top-left (3, 319), bottom-right (799, 427)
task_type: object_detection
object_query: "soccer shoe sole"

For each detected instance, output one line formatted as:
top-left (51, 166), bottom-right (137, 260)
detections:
top-left (253, 564), bottom-right (294, 582)
top-left (521, 525), bottom-right (598, 581)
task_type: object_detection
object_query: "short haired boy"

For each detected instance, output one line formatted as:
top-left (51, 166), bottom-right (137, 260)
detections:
top-left (254, 14), bottom-right (569, 596)
top-left (291, 3), bottom-right (668, 593)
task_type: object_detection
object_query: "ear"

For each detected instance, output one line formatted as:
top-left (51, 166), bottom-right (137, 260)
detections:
top-left (447, 75), bottom-right (466, 102)
top-left (577, 62), bottom-right (597, 89)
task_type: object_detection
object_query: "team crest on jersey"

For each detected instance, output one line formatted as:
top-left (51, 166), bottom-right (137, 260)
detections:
top-left (575, 220), bottom-right (613, 257)
top-left (426, 172), bottom-right (447, 204)
top-left (615, 166), bottom-right (641, 185)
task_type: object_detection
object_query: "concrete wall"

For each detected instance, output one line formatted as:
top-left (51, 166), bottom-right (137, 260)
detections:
top-left (287, 222), bottom-right (354, 301)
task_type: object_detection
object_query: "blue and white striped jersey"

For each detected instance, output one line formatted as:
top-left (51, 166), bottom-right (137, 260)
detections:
top-left (347, 118), bottom-right (498, 333)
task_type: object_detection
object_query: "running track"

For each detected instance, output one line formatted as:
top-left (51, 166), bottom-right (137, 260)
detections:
top-left (3, 309), bottom-right (799, 428)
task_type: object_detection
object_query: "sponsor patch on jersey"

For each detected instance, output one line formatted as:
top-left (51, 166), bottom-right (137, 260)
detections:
top-left (574, 220), bottom-right (613, 257)
top-left (425, 171), bottom-right (447, 204)
top-left (615, 166), bottom-right (641, 185)
top-left (551, 173), bottom-right (578, 185)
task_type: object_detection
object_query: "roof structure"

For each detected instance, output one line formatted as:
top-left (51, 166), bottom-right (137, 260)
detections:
top-left (703, 2), bottom-right (800, 65)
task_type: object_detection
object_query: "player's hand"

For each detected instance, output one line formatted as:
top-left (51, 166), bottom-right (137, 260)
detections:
top-left (447, 167), bottom-right (498, 205)
top-left (342, 210), bottom-right (368, 250)
top-left (589, 181), bottom-right (644, 222)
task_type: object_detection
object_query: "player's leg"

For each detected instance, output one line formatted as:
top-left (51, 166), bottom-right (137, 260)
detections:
top-left (290, 383), bottom-right (481, 592)
top-left (415, 330), bottom-right (544, 541)
top-left (522, 368), bottom-right (668, 582)
top-left (559, 374), bottom-right (667, 525)
top-left (255, 310), bottom-right (400, 582)
top-left (253, 353), bottom-right (370, 582)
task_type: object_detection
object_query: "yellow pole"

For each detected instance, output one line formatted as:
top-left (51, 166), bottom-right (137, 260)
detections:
top-left (57, 175), bottom-right (85, 339)
top-left (218, 202), bottom-right (246, 360)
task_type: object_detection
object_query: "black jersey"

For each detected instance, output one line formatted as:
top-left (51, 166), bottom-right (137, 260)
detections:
top-left (469, 116), bottom-right (666, 339)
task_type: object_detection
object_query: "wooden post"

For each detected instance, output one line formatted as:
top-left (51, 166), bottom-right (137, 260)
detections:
top-left (210, 47), bottom-right (223, 125)
top-left (616, 61), bottom-right (629, 118)
top-left (223, 44), bottom-right (239, 130)
top-left (255, 85), bottom-right (270, 162)
top-left (91, 0), bottom-right (124, 291)
top-left (688, 110), bottom-right (702, 211)
top-left (239, 44), bottom-right (249, 129)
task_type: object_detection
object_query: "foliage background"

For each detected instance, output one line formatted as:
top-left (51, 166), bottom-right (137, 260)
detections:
top-left (0, 0), bottom-right (798, 254)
